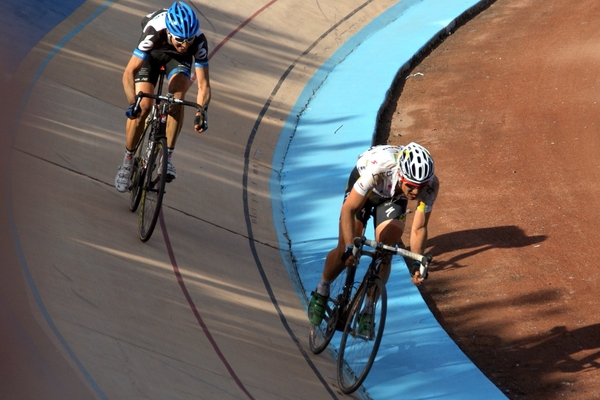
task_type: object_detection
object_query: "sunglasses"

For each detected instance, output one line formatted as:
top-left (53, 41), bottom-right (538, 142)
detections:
top-left (402, 178), bottom-right (427, 191)
top-left (169, 33), bottom-right (195, 44)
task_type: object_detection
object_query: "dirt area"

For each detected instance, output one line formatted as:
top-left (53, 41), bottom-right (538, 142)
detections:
top-left (377, 0), bottom-right (600, 398)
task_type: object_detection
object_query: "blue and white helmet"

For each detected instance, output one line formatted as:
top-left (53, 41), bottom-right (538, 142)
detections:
top-left (398, 142), bottom-right (434, 184)
top-left (166, 2), bottom-right (199, 39)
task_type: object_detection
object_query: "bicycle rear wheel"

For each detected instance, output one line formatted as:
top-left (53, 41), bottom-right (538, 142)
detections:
top-left (128, 117), bottom-right (153, 212)
top-left (138, 136), bottom-right (168, 242)
top-left (309, 267), bottom-right (351, 354)
top-left (337, 276), bottom-right (387, 394)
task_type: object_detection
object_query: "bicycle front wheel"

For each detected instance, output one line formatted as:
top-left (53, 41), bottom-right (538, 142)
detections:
top-left (128, 119), bottom-right (152, 212)
top-left (138, 136), bottom-right (168, 242)
top-left (337, 276), bottom-right (387, 394)
top-left (309, 266), bottom-right (351, 354)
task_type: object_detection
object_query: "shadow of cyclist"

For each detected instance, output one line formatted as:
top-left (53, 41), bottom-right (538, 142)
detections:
top-left (473, 323), bottom-right (600, 395)
top-left (426, 225), bottom-right (547, 270)
top-left (513, 324), bottom-right (600, 374)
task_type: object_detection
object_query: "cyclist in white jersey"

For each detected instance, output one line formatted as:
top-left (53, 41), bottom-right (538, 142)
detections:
top-left (308, 143), bottom-right (439, 326)
top-left (115, 1), bottom-right (211, 192)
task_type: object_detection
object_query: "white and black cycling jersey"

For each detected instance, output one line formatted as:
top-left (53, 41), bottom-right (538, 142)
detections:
top-left (354, 145), bottom-right (438, 213)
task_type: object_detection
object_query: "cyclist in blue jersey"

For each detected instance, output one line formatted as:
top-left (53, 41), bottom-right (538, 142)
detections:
top-left (115, 1), bottom-right (211, 192)
top-left (308, 143), bottom-right (439, 327)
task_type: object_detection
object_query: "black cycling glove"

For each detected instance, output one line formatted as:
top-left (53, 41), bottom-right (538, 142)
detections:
top-left (125, 103), bottom-right (141, 119)
top-left (340, 245), bottom-right (354, 263)
top-left (194, 108), bottom-right (208, 131)
top-left (409, 260), bottom-right (421, 277)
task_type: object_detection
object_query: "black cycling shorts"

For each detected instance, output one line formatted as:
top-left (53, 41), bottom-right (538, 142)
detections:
top-left (134, 50), bottom-right (193, 86)
top-left (344, 167), bottom-right (408, 228)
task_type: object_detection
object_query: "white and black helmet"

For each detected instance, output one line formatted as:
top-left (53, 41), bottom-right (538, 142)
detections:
top-left (398, 142), bottom-right (434, 184)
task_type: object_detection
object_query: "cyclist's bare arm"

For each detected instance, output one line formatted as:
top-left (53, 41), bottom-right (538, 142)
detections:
top-left (123, 55), bottom-right (145, 105)
top-left (408, 209), bottom-right (430, 285)
top-left (340, 189), bottom-right (369, 261)
top-left (194, 65), bottom-right (211, 133)
top-left (195, 66), bottom-right (211, 107)
top-left (410, 209), bottom-right (431, 255)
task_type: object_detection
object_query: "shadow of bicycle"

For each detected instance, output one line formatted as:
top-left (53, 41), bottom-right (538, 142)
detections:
top-left (426, 225), bottom-right (547, 270)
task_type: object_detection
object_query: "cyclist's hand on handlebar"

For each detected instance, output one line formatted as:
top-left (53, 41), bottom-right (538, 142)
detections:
top-left (343, 255), bottom-right (356, 267)
top-left (125, 103), bottom-right (141, 119)
top-left (411, 270), bottom-right (425, 286)
top-left (340, 244), bottom-right (355, 266)
top-left (194, 108), bottom-right (208, 133)
top-left (409, 260), bottom-right (425, 286)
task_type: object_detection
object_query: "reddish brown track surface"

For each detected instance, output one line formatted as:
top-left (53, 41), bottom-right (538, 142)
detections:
top-left (379, 0), bottom-right (600, 398)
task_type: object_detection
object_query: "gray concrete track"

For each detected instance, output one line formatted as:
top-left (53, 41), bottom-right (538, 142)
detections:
top-left (3, 0), bottom-right (399, 398)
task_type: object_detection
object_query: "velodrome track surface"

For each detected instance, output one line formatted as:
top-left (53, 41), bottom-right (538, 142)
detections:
top-left (1, 0), bottom-right (503, 399)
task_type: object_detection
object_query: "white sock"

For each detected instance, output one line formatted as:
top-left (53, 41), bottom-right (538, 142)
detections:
top-left (317, 280), bottom-right (330, 296)
top-left (362, 300), bottom-right (374, 315)
top-left (123, 149), bottom-right (134, 166)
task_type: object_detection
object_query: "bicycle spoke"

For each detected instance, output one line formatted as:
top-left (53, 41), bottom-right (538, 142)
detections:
top-left (337, 277), bottom-right (387, 394)
top-left (309, 266), bottom-right (354, 354)
top-left (139, 137), bottom-right (168, 242)
top-left (129, 111), bottom-right (155, 212)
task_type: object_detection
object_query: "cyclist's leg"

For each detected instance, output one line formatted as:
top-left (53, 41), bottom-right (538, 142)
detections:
top-left (159, 57), bottom-right (193, 181)
top-left (125, 81), bottom-right (154, 150)
top-left (322, 168), bottom-right (370, 283)
top-left (373, 198), bottom-right (407, 284)
top-left (164, 57), bottom-right (193, 148)
top-left (116, 63), bottom-right (155, 192)
top-left (125, 55), bottom-right (161, 150)
top-left (373, 198), bottom-right (407, 244)
top-left (309, 168), bottom-right (367, 324)
top-left (310, 222), bottom-right (350, 324)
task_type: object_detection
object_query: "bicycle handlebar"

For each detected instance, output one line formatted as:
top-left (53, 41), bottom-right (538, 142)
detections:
top-left (135, 91), bottom-right (206, 114)
top-left (352, 236), bottom-right (432, 278)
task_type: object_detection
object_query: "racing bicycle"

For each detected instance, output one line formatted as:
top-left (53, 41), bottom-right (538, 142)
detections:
top-left (128, 67), bottom-right (205, 242)
top-left (308, 236), bottom-right (432, 394)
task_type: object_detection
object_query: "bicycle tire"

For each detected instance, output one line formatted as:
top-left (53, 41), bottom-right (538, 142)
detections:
top-left (308, 267), bottom-right (352, 354)
top-left (138, 135), bottom-right (168, 242)
top-left (337, 276), bottom-right (387, 394)
top-left (128, 116), bottom-right (153, 212)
